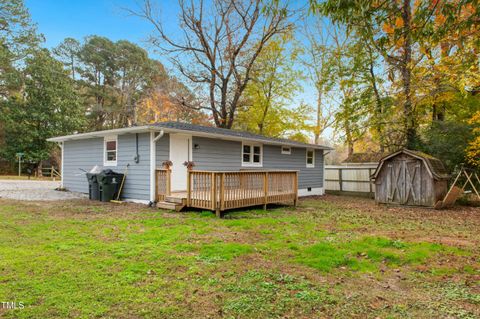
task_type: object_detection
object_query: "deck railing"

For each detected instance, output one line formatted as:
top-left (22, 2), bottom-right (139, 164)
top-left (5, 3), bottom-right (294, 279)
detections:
top-left (155, 169), bottom-right (171, 201)
top-left (187, 170), bottom-right (298, 215)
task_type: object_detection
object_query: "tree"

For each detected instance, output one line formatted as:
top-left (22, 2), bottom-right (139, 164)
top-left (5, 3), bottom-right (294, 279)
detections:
top-left (301, 17), bottom-right (338, 144)
top-left (0, 0), bottom-right (40, 97)
top-left (52, 37), bottom-right (81, 78)
top-left (0, 49), bottom-right (84, 169)
top-left (72, 36), bottom-right (162, 130)
top-left (466, 111), bottom-right (480, 168)
top-left (76, 36), bottom-right (117, 130)
top-left (235, 35), bottom-right (311, 139)
top-left (136, 74), bottom-right (209, 125)
top-left (132, 0), bottom-right (292, 128)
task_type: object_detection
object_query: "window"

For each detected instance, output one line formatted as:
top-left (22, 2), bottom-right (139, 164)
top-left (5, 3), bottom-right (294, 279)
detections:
top-left (306, 149), bottom-right (315, 168)
top-left (104, 136), bottom-right (117, 166)
top-left (242, 143), bottom-right (262, 167)
top-left (281, 146), bottom-right (291, 155)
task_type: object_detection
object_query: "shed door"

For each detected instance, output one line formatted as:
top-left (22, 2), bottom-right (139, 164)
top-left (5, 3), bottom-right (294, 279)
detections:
top-left (387, 159), bottom-right (422, 205)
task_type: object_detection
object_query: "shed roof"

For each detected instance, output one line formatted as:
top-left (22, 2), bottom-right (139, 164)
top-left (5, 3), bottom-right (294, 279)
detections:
top-left (372, 149), bottom-right (450, 180)
top-left (47, 121), bottom-right (333, 150)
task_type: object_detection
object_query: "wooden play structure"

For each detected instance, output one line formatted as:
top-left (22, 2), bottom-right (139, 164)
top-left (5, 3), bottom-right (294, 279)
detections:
top-left (434, 167), bottom-right (480, 209)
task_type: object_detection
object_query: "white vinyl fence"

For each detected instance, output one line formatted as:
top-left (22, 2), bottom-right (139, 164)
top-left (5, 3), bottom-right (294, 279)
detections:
top-left (325, 164), bottom-right (378, 196)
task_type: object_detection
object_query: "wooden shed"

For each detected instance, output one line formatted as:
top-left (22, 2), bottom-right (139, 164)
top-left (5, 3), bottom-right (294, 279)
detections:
top-left (371, 149), bottom-right (449, 207)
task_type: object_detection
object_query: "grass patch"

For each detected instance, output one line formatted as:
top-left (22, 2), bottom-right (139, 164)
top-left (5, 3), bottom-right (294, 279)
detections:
top-left (0, 197), bottom-right (478, 318)
top-left (221, 270), bottom-right (337, 317)
top-left (197, 243), bottom-right (253, 263)
top-left (297, 236), bottom-right (448, 273)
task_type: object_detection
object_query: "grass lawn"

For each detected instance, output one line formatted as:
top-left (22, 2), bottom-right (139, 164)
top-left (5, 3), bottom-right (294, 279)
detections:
top-left (0, 196), bottom-right (479, 318)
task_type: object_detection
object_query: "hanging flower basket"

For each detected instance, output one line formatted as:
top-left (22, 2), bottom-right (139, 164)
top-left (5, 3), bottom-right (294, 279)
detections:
top-left (183, 161), bottom-right (195, 170)
top-left (162, 160), bottom-right (173, 170)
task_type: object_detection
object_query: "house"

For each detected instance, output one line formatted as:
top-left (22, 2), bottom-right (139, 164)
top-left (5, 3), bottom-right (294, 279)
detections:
top-left (47, 122), bottom-right (332, 213)
top-left (371, 149), bottom-right (449, 207)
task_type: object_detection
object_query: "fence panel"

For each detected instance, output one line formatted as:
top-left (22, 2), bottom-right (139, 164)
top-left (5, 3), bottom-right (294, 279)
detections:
top-left (325, 165), bottom-right (378, 196)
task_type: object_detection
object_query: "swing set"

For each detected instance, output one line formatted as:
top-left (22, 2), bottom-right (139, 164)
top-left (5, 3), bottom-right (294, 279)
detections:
top-left (435, 166), bottom-right (480, 209)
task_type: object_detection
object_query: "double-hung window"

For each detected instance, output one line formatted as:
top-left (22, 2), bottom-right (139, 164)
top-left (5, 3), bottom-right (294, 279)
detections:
top-left (242, 143), bottom-right (262, 167)
top-left (306, 149), bottom-right (315, 168)
top-left (104, 136), bottom-right (117, 166)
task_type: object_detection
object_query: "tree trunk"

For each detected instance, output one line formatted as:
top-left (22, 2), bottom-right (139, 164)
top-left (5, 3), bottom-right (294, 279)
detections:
top-left (314, 87), bottom-right (323, 144)
top-left (401, 0), bottom-right (416, 149)
top-left (368, 55), bottom-right (385, 152)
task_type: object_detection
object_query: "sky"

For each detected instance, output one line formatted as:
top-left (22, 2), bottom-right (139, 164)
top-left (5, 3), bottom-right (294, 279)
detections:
top-left (25, 0), bottom-right (325, 138)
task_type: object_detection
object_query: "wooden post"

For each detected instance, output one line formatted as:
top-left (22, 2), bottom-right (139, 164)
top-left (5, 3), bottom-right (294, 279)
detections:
top-left (220, 173), bottom-right (225, 211)
top-left (263, 172), bottom-right (268, 210)
top-left (339, 168), bottom-right (343, 191)
top-left (211, 172), bottom-right (216, 211)
top-left (166, 169), bottom-right (171, 196)
top-left (293, 171), bottom-right (298, 206)
top-left (155, 170), bottom-right (159, 202)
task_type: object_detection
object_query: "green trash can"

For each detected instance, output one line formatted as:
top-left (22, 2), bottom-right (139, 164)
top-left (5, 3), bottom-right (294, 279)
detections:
top-left (98, 169), bottom-right (124, 202)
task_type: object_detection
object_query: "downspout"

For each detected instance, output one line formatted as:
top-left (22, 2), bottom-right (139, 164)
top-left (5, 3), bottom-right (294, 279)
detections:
top-left (57, 142), bottom-right (64, 189)
top-left (322, 150), bottom-right (330, 195)
top-left (150, 129), bottom-right (165, 205)
top-left (153, 130), bottom-right (164, 142)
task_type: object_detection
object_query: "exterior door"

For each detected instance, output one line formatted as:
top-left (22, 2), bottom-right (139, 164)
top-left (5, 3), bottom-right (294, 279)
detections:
top-left (387, 159), bottom-right (422, 205)
top-left (169, 134), bottom-right (192, 191)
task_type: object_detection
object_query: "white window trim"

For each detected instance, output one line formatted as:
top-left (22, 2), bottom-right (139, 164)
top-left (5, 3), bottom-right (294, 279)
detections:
top-left (104, 135), bottom-right (118, 167)
top-left (241, 142), bottom-right (263, 167)
top-left (281, 146), bottom-right (291, 155)
top-left (306, 149), bottom-right (315, 168)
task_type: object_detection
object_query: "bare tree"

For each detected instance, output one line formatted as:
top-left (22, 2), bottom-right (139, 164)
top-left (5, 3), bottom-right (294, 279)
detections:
top-left (131, 0), bottom-right (292, 128)
top-left (301, 17), bottom-right (342, 144)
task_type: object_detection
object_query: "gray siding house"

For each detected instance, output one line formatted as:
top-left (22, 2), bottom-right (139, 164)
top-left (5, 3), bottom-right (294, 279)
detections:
top-left (48, 122), bottom-right (332, 204)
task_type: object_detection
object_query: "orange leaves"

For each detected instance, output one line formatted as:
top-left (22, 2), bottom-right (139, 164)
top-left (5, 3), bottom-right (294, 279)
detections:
top-left (435, 14), bottom-right (446, 27)
top-left (466, 112), bottom-right (480, 168)
top-left (395, 17), bottom-right (404, 28)
top-left (383, 23), bottom-right (395, 34)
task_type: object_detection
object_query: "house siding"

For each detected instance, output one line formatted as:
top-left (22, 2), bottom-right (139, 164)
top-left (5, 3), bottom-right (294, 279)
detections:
top-left (63, 138), bottom-right (103, 193)
top-left (155, 133), bottom-right (170, 167)
top-left (263, 145), bottom-right (324, 190)
top-left (62, 133), bottom-right (325, 201)
top-left (62, 133), bottom-right (151, 201)
top-left (192, 137), bottom-right (241, 171)
top-left (116, 133), bottom-right (150, 201)
top-left (192, 136), bottom-right (324, 190)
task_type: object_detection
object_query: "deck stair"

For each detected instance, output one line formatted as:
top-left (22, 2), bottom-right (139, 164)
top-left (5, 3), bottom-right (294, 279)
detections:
top-left (156, 192), bottom-right (187, 211)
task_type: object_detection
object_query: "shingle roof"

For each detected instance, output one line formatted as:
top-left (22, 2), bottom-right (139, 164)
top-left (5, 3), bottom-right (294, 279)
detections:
top-left (404, 150), bottom-right (450, 179)
top-left (151, 121), bottom-right (332, 150)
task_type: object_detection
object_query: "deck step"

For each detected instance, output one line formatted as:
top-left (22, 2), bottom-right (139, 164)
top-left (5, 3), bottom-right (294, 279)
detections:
top-left (156, 201), bottom-right (185, 212)
top-left (165, 196), bottom-right (186, 205)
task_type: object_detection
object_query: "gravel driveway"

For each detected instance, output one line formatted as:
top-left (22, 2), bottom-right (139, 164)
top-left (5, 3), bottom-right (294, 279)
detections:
top-left (0, 180), bottom-right (87, 201)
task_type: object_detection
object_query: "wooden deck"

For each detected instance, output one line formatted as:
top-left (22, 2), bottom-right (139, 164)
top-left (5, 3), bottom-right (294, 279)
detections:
top-left (156, 169), bottom-right (298, 216)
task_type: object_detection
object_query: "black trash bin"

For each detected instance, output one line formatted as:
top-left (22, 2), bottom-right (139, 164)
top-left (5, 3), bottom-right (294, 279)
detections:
top-left (98, 169), bottom-right (124, 202)
top-left (86, 173), bottom-right (100, 200)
